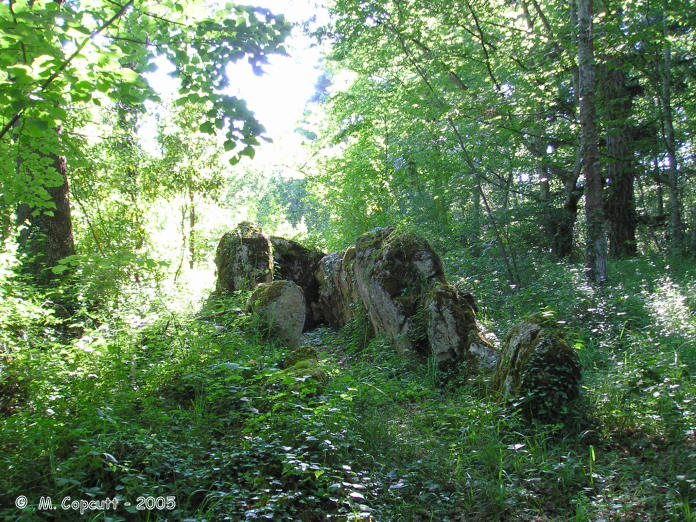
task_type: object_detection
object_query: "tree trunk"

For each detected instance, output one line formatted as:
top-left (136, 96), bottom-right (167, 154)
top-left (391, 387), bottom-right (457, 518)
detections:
top-left (577, 0), bottom-right (607, 283)
top-left (9, 0), bottom-right (76, 285)
top-left (657, 179), bottom-right (664, 217)
top-left (603, 63), bottom-right (637, 257)
top-left (552, 179), bottom-right (583, 258)
top-left (527, 143), bottom-right (582, 258)
top-left (188, 190), bottom-right (196, 269)
top-left (539, 161), bottom-right (550, 202)
top-left (1, 203), bottom-right (10, 243)
top-left (689, 205), bottom-right (696, 256)
top-left (660, 4), bottom-right (684, 253)
top-left (16, 152), bottom-right (76, 284)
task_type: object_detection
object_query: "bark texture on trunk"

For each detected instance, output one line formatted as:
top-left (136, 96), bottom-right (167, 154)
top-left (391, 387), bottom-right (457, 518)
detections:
top-left (189, 190), bottom-right (196, 269)
top-left (1, 204), bottom-right (10, 243)
top-left (577, 0), bottom-right (607, 283)
top-left (551, 180), bottom-right (583, 258)
top-left (689, 205), bottom-right (696, 256)
top-left (661, 10), bottom-right (684, 253)
top-left (603, 64), bottom-right (637, 257)
top-left (17, 153), bottom-right (76, 284)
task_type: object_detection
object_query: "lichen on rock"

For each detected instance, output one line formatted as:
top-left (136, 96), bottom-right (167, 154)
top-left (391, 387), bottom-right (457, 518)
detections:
top-left (215, 221), bottom-right (273, 293)
top-left (216, 224), bottom-right (499, 376)
top-left (492, 315), bottom-right (582, 420)
top-left (247, 280), bottom-right (305, 346)
top-left (426, 283), bottom-right (498, 371)
top-left (270, 237), bottom-right (325, 330)
top-left (353, 227), bottom-right (446, 352)
top-left (315, 247), bottom-right (361, 328)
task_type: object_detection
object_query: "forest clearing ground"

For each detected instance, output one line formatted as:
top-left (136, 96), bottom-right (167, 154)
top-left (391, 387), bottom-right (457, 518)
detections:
top-left (0, 254), bottom-right (695, 520)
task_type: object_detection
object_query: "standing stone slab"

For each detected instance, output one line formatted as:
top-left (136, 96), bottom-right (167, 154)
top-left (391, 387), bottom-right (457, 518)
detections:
top-left (350, 227), bottom-right (497, 371)
top-left (492, 315), bottom-right (581, 419)
top-left (353, 227), bottom-right (446, 352)
top-left (215, 222), bottom-right (273, 293)
top-left (315, 247), bottom-right (361, 328)
top-left (247, 280), bottom-right (305, 346)
top-left (270, 237), bottom-right (325, 330)
top-left (426, 283), bottom-right (498, 371)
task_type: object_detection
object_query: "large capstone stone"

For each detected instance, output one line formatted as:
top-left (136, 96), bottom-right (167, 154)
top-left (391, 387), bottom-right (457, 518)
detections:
top-left (324, 227), bottom-right (498, 371)
top-left (315, 247), bottom-right (361, 328)
top-left (492, 315), bottom-right (582, 419)
top-left (215, 222), bottom-right (273, 293)
top-left (270, 237), bottom-right (325, 330)
top-left (221, 225), bottom-right (498, 374)
top-left (247, 280), bottom-right (305, 346)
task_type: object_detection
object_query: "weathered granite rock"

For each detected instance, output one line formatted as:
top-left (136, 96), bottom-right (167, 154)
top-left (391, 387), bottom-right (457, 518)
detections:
top-left (215, 222), bottom-right (273, 293)
top-left (348, 228), bottom-right (496, 370)
top-left (247, 280), bottom-right (305, 346)
top-left (270, 237), bottom-right (325, 330)
top-left (220, 224), bottom-right (498, 374)
top-left (315, 247), bottom-right (361, 328)
top-left (353, 227), bottom-right (445, 351)
top-left (426, 283), bottom-right (498, 371)
top-left (492, 315), bottom-right (581, 419)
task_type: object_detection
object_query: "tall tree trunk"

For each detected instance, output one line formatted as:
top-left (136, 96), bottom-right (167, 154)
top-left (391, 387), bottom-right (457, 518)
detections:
top-left (9, 0), bottom-right (76, 283)
top-left (545, 0), bottom-right (582, 259)
top-left (577, 0), bottom-right (607, 283)
top-left (660, 2), bottom-right (684, 253)
top-left (552, 178), bottom-right (583, 258)
top-left (603, 63), bottom-right (637, 257)
top-left (16, 151), bottom-right (76, 285)
top-left (470, 181), bottom-right (482, 256)
top-left (539, 162), bottom-right (550, 202)
top-left (188, 190), bottom-right (196, 269)
top-left (689, 205), bottom-right (696, 256)
top-left (1, 203), bottom-right (10, 243)
top-left (657, 179), bottom-right (664, 217)
top-left (525, 141), bottom-right (582, 258)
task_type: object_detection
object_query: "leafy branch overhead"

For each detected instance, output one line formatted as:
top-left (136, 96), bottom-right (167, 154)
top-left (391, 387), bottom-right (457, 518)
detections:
top-left (0, 0), bottom-right (291, 187)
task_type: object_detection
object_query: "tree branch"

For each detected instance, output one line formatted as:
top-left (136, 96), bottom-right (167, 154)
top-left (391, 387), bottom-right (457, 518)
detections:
top-left (388, 22), bottom-right (520, 286)
top-left (465, 0), bottom-right (501, 92)
top-left (0, 0), bottom-right (135, 142)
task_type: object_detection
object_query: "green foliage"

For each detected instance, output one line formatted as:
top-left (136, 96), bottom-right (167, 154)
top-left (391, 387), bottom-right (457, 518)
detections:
top-left (155, 103), bottom-right (225, 201)
top-left (1, 0), bottom-right (290, 214)
top-left (300, 0), bottom-right (696, 266)
top-left (2, 251), bottom-right (695, 520)
top-left (2, 1), bottom-right (696, 518)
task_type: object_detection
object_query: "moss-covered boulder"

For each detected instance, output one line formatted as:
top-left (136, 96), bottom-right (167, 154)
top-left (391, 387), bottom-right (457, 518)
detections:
top-left (247, 280), bottom-right (305, 346)
top-left (259, 227), bottom-right (495, 373)
top-left (315, 247), bottom-right (361, 328)
top-left (273, 359), bottom-right (328, 395)
top-left (281, 345), bottom-right (319, 369)
top-left (270, 237), bottom-right (325, 330)
top-left (426, 283), bottom-right (498, 371)
top-left (492, 316), bottom-right (582, 420)
top-left (215, 222), bottom-right (273, 293)
top-left (353, 227), bottom-right (446, 352)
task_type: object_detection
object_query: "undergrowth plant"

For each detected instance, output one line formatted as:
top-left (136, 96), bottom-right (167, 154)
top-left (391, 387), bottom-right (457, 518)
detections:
top-left (1, 249), bottom-right (695, 520)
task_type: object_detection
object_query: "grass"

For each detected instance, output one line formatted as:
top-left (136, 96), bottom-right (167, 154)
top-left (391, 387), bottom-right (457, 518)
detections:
top-left (0, 251), bottom-right (695, 520)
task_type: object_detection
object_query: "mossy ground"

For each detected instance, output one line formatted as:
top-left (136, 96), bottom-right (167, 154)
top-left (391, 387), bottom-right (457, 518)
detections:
top-left (1, 252), bottom-right (695, 521)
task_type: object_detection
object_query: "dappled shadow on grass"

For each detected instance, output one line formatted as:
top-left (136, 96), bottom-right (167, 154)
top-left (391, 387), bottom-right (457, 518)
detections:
top-left (441, 250), bottom-right (696, 520)
top-left (2, 254), bottom-right (696, 520)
